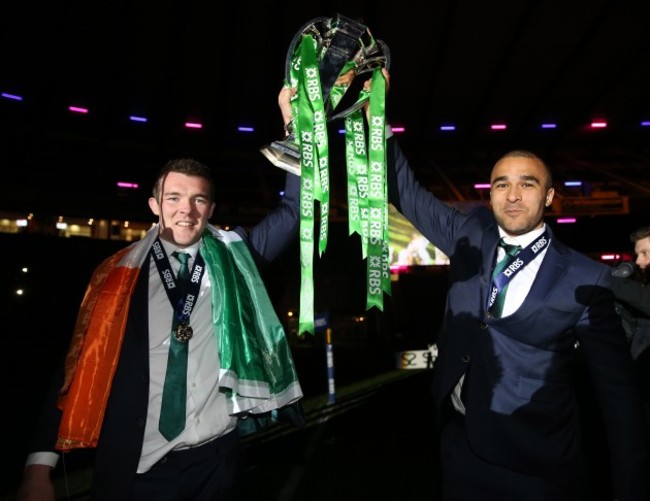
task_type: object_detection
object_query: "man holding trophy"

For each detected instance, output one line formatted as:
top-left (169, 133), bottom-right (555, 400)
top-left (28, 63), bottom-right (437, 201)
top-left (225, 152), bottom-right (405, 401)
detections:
top-left (275, 16), bottom-right (649, 501)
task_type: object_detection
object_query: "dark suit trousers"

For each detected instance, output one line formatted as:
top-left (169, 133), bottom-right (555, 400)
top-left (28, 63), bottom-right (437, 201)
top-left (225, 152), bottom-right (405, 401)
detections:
top-left (440, 414), bottom-right (584, 501)
top-left (130, 431), bottom-right (246, 501)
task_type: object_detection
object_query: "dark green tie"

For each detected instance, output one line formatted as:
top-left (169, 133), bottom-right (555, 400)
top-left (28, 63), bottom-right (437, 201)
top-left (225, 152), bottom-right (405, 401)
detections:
top-left (159, 251), bottom-right (191, 440)
top-left (490, 240), bottom-right (522, 318)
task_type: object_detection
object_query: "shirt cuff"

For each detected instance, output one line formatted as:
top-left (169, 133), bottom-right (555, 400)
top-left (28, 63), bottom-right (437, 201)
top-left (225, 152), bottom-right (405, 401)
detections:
top-left (385, 124), bottom-right (393, 139)
top-left (25, 452), bottom-right (60, 468)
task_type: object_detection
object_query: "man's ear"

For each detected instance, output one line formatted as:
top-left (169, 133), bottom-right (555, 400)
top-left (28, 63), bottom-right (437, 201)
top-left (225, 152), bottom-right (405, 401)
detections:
top-left (148, 197), bottom-right (160, 216)
top-left (545, 187), bottom-right (555, 207)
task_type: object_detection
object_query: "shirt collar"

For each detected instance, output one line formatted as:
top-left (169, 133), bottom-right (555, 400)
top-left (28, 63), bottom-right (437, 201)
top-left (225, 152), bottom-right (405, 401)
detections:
top-left (498, 223), bottom-right (547, 249)
top-left (159, 237), bottom-right (201, 260)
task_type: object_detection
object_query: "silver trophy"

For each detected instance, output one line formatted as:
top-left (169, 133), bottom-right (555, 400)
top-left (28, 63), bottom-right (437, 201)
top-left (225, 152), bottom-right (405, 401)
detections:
top-left (260, 14), bottom-right (390, 175)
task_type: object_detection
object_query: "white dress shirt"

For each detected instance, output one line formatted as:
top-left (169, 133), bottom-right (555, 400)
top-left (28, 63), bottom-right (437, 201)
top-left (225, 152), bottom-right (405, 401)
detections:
top-left (495, 225), bottom-right (549, 317)
top-left (139, 238), bottom-right (236, 472)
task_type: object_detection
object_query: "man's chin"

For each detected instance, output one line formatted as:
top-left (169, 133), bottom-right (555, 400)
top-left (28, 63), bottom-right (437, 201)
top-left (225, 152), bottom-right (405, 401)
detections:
top-left (159, 228), bottom-right (200, 247)
top-left (498, 222), bottom-right (530, 237)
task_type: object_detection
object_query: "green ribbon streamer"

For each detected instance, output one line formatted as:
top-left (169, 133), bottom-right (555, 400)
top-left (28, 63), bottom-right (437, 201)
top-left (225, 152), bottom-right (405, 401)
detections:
top-left (288, 37), bottom-right (390, 331)
top-left (329, 60), bottom-right (357, 110)
top-left (342, 69), bottom-right (390, 310)
top-left (314, 89), bottom-right (330, 259)
top-left (346, 110), bottom-right (370, 259)
top-left (295, 34), bottom-right (320, 335)
top-left (365, 69), bottom-right (390, 310)
top-left (344, 114), bottom-right (363, 241)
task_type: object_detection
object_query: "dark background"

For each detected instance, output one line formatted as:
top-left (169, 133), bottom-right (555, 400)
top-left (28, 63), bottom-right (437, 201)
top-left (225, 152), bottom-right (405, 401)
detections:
top-left (1, 0), bottom-right (649, 224)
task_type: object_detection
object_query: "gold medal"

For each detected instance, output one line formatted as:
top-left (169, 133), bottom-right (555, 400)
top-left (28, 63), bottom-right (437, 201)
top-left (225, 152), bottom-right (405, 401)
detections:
top-left (175, 321), bottom-right (193, 342)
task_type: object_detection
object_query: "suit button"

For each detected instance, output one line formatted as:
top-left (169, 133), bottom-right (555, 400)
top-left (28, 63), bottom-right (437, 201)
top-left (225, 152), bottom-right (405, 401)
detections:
top-left (462, 354), bottom-right (470, 363)
top-left (479, 321), bottom-right (488, 329)
top-left (137, 418), bottom-right (145, 427)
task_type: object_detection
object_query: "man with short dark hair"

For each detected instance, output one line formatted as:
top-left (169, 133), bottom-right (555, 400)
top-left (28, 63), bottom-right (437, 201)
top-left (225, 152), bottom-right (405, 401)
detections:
top-left (278, 70), bottom-right (650, 500)
top-left (18, 158), bottom-right (303, 500)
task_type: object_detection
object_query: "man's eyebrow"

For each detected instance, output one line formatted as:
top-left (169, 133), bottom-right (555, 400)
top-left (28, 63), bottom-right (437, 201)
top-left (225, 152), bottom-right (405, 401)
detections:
top-left (162, 190), bottom-right (211, 199)
top-left (491, 174), bottom-right (541, 184)
top-left (519, 174), bottom-right (541, 183)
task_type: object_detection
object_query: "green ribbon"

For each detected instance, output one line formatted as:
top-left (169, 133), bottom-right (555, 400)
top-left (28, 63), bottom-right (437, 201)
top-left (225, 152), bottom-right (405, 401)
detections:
top-left (289, 37), bottom-right (390, 333)
top-left (365, 69), bottom-right (391, 309)
top-left (344, 113), bottom-right (363, 242)
top-left (294, 34), bottom-right (325, 335)
top-left (343, 69), bottom-right (391, 310)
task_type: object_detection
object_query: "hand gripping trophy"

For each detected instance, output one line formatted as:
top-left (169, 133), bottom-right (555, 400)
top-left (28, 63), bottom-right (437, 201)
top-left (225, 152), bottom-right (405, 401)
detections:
top-left (261, 14), bottom-right (392, 335)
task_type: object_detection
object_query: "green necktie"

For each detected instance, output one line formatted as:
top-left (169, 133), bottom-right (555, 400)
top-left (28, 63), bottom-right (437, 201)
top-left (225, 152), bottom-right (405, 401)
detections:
top-left (490, 240), bottom-right (522, 318)
top-left (159, 251), bottom-right (191, 440)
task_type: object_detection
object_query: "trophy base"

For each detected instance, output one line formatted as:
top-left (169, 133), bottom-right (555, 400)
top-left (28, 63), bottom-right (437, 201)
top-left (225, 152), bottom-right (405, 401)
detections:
top-left (259, 137), bottom-right (301, 176)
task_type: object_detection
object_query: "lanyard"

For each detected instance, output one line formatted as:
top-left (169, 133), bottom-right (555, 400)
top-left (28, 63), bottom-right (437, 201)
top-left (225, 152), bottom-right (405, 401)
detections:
top-left (486, 230), bottom-right (550, 311)
top-left (150, 237), bottom-right (206, 326)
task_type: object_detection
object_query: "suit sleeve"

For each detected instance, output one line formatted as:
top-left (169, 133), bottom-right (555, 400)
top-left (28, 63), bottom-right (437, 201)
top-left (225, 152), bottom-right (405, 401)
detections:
top-left (387, 138), bottom-right (466, 257)
top-left (26, 361), bottom-right (65, 456)
top-left (235, 172), bottom-right (300, 267)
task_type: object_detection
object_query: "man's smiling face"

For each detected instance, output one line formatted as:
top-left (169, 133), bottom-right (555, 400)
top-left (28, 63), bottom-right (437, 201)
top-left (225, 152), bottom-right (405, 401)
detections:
top-left (148, 171), bottom-right (215, 247)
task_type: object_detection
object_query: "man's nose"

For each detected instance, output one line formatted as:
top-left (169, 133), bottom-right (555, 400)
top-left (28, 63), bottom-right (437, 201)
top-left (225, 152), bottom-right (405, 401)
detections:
top-left (178, 199), bottom-right (193, 213)
top-left (506, 187), bottom-right (521, 201)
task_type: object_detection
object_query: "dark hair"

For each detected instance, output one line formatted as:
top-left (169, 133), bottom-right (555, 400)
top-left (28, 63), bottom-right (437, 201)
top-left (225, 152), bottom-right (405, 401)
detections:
top-left (630, 226), bottom-right (650, 243)
top-left (152, 158), bottom-right (215, 201)
top-left (497, 150), bottom-right (553, 189)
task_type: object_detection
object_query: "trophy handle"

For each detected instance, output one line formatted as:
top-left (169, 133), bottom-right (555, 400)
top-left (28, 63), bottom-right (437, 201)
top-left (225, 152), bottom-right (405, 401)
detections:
top-left (261, 14), bottom-right (390, 173)
top-left (283, 18), bottom-right (390, 123)
top-left (329, 39), bottom-right (391, 122)
top-left (355, 39), bottom-right (391, 75)
top-left (283, 16), bottom-right (331, 84)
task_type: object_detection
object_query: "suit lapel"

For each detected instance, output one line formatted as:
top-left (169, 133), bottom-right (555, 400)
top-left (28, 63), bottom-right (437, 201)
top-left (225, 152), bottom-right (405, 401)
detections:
top-left (513, 232), bottom-right (569, 317)
top-left (480, 226), bottom-right (501, 313)
top-left (528, 242), bottom-right (568, 300)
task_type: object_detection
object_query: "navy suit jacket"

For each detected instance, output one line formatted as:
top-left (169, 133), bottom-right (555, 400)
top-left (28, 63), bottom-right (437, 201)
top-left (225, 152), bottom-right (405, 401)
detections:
top-left (387, 138), bottom-right (649, 499)
top-left (28, 173), bottom-right (300, 500)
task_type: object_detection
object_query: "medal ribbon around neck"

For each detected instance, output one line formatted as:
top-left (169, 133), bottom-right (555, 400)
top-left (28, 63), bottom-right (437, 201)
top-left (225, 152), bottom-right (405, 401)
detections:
top-left (486, 230), bottom-right (550, 312)
top-left (150, 238), bottom-right (206, 338)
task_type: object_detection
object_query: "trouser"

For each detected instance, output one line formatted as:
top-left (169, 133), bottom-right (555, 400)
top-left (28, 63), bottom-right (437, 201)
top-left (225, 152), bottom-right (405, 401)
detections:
top-left (131, 431), bottom-right (245, 501)
top-left (439, 414), bottom-right (583, 501)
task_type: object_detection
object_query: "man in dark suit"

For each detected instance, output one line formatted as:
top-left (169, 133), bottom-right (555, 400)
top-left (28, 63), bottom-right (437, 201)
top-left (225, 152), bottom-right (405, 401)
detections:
top-left (386, 135), bottom-right (650, 500)
top-left (275, 71), bottom-right (650, 499)
top-left (17, 158), bottom-right (303, 500)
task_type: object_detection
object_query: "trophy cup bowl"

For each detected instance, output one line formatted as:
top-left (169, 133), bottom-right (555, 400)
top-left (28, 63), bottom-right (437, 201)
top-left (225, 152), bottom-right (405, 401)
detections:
top-left (260, 14), bottom-right (390, 176)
